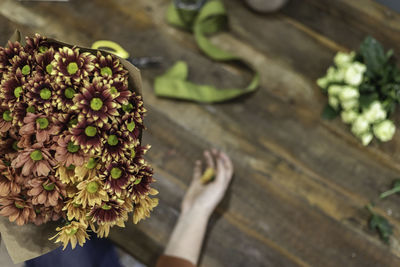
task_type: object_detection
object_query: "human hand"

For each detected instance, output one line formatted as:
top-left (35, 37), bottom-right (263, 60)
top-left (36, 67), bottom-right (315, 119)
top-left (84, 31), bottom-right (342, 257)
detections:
top-left (181, 149), bottom-right (234, 217)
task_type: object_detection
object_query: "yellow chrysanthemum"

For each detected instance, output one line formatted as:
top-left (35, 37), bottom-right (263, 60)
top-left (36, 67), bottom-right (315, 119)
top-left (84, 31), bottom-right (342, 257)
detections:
top-left (75, 177), bottom-right (109, 208)
top-left (96, 218), bottom-right (126, 238)
top-left (132, 190), bottom-right (158, 224)
top-left (50, 221), bottom-right (89, 249)
top-left (63, 199), bottom-right (87, 222)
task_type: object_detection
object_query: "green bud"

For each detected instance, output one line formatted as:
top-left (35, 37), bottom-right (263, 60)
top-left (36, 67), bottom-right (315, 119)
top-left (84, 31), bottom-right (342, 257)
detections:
top-left (36, 117), bottom-right (49, 129)
top-left (127, 121), bottom-right (135, 132)
top-left (26, 106), bottom-right (35, 113)
top-left (107, 134), bottom-right (118, 146)
top-left (43, 183), bottom-right (55, 191)
top-left (122, 103), bottom-right (133, 113)
top-left (85, 126), bottom-right (97, 137)
top-left (86, 181), bottom-right (99, 193)
top-left (67, 141), bottom-right (80, 153)
top-left (101, 67), bottom-right (112, 76)
top-left (67, 62), bottom-right (78, 75)
top-left (64, 87), bottom-right (76, 99)
top-left (30, 150), bottom-right (43, 161)
top-left (111, 167), bottom-right (122, 179)
top-left (90, 97), bottom-right (103, 111)
top-left (21, 65), bottom-right (30, 75)
top-left (2, 111), bottom-right (12, 122)
top-left (110, 86), bottom-right (118, 95)
top-left (101, 204), bottom-right (112, 210)
top-left (66, 164), bottom-right (75, 171)
top-left (133, 178), bottom-right (142, 185)
top-left (40, 88), bottom-right (51, 100)
top-left (15, 202), bottom-right (25, 209)
top-left (39, 46), bottom-right (48, 53)
top-left (12, 141), bottom-right (19, 151)
top-left (14, 86), bottom-right (23, 98)
top-left (86, 158), bottom-right (97, 169)
top-left (46, 64), bottom-right (53, 74)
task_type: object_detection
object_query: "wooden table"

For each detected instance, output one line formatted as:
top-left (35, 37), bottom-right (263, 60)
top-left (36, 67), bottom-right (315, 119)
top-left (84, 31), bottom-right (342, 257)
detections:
top-left (1, 0), bottom-right (400, 266)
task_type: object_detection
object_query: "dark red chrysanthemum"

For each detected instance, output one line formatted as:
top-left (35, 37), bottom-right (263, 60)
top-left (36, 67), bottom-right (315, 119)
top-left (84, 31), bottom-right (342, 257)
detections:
top-left (0, 71), bottom-right (26, 110)
top-left (101, 125), bottom-right (130, 162)
top-left (35, 47), bottom-right (55, 76)
top-left (94, 51), bottom-right (128, 81)
top-left (25, 75), bottom-right (55, 113)
top-left (101, 161), bottom-right (135, 197)
top-left (0, 105), bottom-right (13, 133)
top-left (24, 34), bottom-right (52, 54)
top-left (126, 163), bottom-right (154, 197)
top-left (72, 78), bottom-right (119, 126)
top-left (53, 46), bottom-right (95, 84)
top-left (104, 79), bottom-right (131, 106)
top-left (89, 199), bottom-right (126, 224)
top-left (0, 41), bottom-right (24, 72)
top-left (70, 118), bottom-right (103, 154)
top-left (9, 51), bottom-right (34, 77)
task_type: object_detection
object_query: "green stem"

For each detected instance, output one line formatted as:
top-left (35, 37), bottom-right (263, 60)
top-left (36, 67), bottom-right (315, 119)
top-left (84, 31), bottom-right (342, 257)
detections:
top-left (366, 203), bottom-right (375, 215)
top-left (380, 187), bottom-right (400, 199)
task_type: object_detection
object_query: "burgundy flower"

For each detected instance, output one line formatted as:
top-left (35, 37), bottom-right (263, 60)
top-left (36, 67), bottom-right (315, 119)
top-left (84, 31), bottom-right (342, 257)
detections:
top-left (0, 41), bottom-right (24, 72)
top-left (89, 199), bottom-right (126, 225)
top-left (0, 71), bottom-right (26, 109)
top-left (70, 118), bottom-right (103, 154)
top-left (93, 51), bottom-right (128, 81)
top-left (53, 47), bottom-right (95, 84)
top-left (0, 105), bottom-right (13, 133)
top-left (104, 79), bottom-right (131, 106)
top-left (101, 125), bottom-right (130, 162)
top-left (9, 51), bottom-right (34, 76)
top-left (35, 47), bottom-right (55, 76)
top-left (11, 142), bottom-right (56, 176)
top-left (127, 163), bottom-right (154, 197)
top-left (72, 78), bottom-right (119, 126)
top-left (101, 161), bottom-right (135, 197)
top-left (53, 81), bottom-right (78, 112)
top-left (25, 75), bottom-right (55, 113)
top-left (24, 34), bottom-right (51, 54)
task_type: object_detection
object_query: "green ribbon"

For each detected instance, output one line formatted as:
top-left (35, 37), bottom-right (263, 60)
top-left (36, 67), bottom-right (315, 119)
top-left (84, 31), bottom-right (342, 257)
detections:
top-left (154, 0), bottom-right (260, 103)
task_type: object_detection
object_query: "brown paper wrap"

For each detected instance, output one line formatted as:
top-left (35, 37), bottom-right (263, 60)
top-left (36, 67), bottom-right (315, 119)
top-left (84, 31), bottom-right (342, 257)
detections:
top-left (0, 30), bottom-right (143, 263)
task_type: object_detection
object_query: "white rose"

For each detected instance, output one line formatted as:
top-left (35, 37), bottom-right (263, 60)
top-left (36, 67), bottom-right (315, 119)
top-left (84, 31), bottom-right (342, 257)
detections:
top-left (338, 86), bottom-right (359, 102)
top-left (341, 99), bottom-right (359, 110)
top-left (328, 85), bottom-right (343, 97)
top-left (328, 96), bottom-right (339, 110)
top-left (326, 67), bottom-right (345, 83)
top-left (351, 115), bottom-right (370, 136)
top-left (363, 101), bottom-right (387, 123)
top-left (317, 77), bottom-right (329, 89)
top-left (344, 62), bottom-right (366, 86)
top-left (373, 120), bottom-right (396, 142)
top-left (334, 51), bottom-right (355, 68)
top-left (359, 132), bottom-right (373, 146)
top-left (341, 109), bottom-right (358, 124)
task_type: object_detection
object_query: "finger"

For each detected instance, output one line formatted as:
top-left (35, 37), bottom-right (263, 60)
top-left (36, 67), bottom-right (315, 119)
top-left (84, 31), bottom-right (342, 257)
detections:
top-left (204, 150), bottom-right (215, 170)
top-left (193, 160), bottom-right (202, 180)
top-left (216, 155), bottom-right (228, 185)
top-left (220, 152), bottom-right (233, 177)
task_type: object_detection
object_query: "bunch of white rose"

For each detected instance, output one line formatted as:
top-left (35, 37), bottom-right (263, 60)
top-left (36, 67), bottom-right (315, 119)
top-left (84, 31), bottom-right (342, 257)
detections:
top-left (317, 51), bottom-right (396, 146)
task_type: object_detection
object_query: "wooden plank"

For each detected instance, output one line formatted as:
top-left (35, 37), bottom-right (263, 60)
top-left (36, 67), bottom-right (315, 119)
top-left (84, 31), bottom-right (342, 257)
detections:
top-left (0, 0), bottom-right (400, 266)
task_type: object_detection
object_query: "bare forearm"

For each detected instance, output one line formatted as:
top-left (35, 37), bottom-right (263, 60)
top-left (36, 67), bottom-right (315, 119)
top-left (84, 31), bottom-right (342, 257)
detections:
top-left (164, 208), bottom-right (210, 265)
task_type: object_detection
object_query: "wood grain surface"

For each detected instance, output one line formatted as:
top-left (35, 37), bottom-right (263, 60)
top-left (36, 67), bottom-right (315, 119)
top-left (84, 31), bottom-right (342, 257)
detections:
top-left (1, 0), bottom-right (400, 266)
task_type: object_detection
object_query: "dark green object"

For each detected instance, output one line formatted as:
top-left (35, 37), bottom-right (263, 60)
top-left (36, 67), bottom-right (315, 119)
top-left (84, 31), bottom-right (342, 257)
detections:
top-left (321, 104), bottom-right (339, 120)
top-left (367, 204), bottom-right (393, 244)
top-left (154, 0), bottom-right (260, 103)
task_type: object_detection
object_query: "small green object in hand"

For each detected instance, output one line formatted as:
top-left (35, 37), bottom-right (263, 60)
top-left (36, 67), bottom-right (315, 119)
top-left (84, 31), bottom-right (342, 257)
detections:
top-left (380, 179), bottom-right (400, 199)
top-left (155, 0), bottom-right (260, 103)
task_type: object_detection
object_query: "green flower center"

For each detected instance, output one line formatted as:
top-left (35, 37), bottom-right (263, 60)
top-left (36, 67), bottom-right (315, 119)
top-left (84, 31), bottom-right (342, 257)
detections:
top-left (122, 103), bottom-right (133, 113)
top-left (127, 121), bottom-right (135, 132)
top-left (64, 87), bottom-right (76, 99)
top-left (30, 150), bottom-right (43, 161)
top-left (101, 67), bottom-right (112, 76)
top-left (39, 46), bottom-right (48, 53)
top-left (111, 167), bottom-right (122, 179)
top-left (26, 106), bottom-right (35, 113)
top-left (36, 117), bottom-right (49, 129)
top-left (12, 141), bottom-right (19, 151)
top-left (14, 86), bottom-right (23, 98)
top-left (46, 64), bottom-right (53, 74)
top-left (110, 86), bottom-right (118, 95)
top-left (35, 208), bottom-right (41, 214)
top-left (86, 158), bottom-right (97, 169)
top-left (66, 164), bottom-right (75, 171)
top-left (131, 149), bottom-right (136, 159)
top-left (107, 135), bottom-right (118, 146)
top-left (40, 88), bottom-right (51, 100)
top-left (2, 111), bottom-right (12, 122)
top-left (86, 181), bottom-right (99, 193)
top-left (43, 183), bottom-right (55, 191)
top-left (21, 65), bottom-right (30, 75)
top-left (67, 228), bottom-right (78, 236)
top-left (85, 126), bottom-right (97, 137)
top-left (101, 204), bottom-right (112, 210)
top-left (67, 62), bottom-right (78, 75)
top-left (15, 202), bottom-right (25, 209)
top-left (90, 97), bottom-right (103, 111)
top-left (134, 178), bottom-right (142, 185)
top-left (67, 141), bottom-right (80, 153)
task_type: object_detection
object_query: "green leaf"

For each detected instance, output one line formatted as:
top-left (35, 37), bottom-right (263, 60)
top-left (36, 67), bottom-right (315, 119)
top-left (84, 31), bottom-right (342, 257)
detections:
top-left (359, 93), bottom-right (379, 109)
top-left (369, 214), bottom-right (393, 243)
top-left (321, 104), bottom-right (339, 120)
top-left (380, 179), bottom-right (400, 199)
top-left (359, 36), bottom-right (387, 77)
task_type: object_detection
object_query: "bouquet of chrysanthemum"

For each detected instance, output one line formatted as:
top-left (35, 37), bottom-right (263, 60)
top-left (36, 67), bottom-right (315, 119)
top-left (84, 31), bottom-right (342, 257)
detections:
top-left (0, 31), bottom-right (158, 261)
top-left (317, 36), bottom-right (400, 146)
